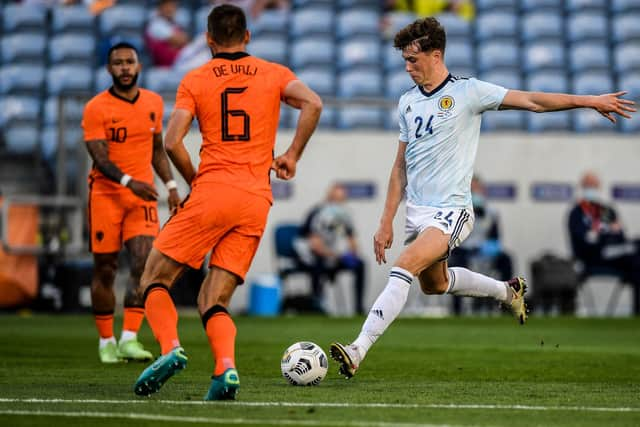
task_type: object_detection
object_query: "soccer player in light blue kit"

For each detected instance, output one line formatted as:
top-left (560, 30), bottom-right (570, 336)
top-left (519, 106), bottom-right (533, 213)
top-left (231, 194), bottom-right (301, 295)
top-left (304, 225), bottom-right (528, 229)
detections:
top-left (330, 17), bottom-right (636, 379)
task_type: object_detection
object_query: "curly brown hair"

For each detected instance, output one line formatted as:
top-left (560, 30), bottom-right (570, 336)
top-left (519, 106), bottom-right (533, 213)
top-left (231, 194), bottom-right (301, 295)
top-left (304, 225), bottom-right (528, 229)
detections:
top-left (393, 17), bottom-right (447, 54)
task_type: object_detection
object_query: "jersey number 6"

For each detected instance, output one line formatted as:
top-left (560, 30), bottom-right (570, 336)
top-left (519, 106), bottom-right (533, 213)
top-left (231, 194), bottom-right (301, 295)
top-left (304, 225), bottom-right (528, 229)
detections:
top-left (221, 87), bottom-right (250, 141)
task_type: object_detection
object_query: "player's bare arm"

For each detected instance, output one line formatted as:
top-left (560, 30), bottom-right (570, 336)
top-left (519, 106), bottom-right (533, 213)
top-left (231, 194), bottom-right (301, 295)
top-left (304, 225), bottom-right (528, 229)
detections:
top-left (85, 139), bottom-right (158, 201)
top-left (151, 132), bottom-right (180, 213)
top-left (500, 90), bottom-right (636, 123)
top-left (272, 80), bottom-right (322, 180)
top-left (164, 108), bottom-right (196, 185)
top-left (374, 141), bottom-right (407, 265)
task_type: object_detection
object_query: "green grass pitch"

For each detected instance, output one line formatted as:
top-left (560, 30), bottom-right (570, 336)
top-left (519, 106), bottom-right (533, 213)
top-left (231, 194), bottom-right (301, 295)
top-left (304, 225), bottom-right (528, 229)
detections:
top-left (1, 313), bottom-right (639, 427)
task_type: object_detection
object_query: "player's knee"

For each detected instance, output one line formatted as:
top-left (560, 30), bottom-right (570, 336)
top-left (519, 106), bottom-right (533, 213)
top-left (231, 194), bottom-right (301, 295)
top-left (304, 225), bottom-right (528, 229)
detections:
top-left (419, 278), bottom-right (448, 295)
top-left (94, 261), bottom-right (117, 286)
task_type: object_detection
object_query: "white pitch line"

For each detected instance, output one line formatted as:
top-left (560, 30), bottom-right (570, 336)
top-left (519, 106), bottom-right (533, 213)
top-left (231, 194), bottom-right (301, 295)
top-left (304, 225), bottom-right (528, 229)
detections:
top-left (0, 398), bottom-right (638, 413)
top-left (0, 409), bottom-right (460, 427)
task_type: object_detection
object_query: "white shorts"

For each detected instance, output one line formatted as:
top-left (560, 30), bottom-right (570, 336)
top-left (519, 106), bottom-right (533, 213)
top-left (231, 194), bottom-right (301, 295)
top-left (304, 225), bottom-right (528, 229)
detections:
top-left (404, 203), bottom-right (475, 256)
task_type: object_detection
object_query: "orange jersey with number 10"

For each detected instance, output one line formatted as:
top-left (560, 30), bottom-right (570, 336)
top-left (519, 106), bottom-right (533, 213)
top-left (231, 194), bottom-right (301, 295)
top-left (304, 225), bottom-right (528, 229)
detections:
top-left (175, 52), bottom-right (297, 202)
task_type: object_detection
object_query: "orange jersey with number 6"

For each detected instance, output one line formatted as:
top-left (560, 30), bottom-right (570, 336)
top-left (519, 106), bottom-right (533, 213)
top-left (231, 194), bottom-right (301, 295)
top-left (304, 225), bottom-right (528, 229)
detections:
top-left (174, 52), bottom-right (297, 202)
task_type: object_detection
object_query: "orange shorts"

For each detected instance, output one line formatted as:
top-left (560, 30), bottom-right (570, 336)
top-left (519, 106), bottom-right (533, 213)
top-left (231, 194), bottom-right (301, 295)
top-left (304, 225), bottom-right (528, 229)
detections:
top-left (154, 183), bottom-right (270, 283)
top-left (88, 189), bottom-right (159, 253)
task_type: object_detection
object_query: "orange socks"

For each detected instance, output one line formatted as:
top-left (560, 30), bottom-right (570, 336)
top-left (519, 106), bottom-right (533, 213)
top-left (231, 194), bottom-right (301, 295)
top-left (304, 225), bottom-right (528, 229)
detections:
top-left (122, 307), bottom-right (145, 333)
top-left (204, 309), bottom-right (237, 376)
top-left (94, 313), bottom-right (114, 339)
top-left (144, 285), bottom-right (180, 355)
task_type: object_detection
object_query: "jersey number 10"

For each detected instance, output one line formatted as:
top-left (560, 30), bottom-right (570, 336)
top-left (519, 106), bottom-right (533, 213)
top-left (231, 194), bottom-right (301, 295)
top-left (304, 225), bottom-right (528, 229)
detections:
top-left (221, 87), bottom-right (250, 141)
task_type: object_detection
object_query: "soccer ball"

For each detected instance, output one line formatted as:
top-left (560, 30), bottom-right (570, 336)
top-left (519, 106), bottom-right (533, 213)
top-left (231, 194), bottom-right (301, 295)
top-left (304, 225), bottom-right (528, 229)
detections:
top-left (280, 341), bottom-right (328, 386)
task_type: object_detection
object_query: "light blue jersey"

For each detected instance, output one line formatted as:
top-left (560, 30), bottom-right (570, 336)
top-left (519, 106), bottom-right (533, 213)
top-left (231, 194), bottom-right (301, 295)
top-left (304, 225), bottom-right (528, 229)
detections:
top-left (398, 74), bottom-right (508, 208)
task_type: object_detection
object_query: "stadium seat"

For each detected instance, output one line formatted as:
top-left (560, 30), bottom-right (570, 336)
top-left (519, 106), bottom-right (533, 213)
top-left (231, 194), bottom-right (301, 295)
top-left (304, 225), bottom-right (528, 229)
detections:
top-left (289, 106), bottom-right (336, 128)
top-left (522, 41), bottom-right (565, 73)
top-left (162, 100), bottom-right (175, 125)
top-left (0, 65), bottom-right (45, 95)
top-left (383, 12), bottom-right (418, 40)
top-left (449, 66), bottom-right (475, 78)
top-left (610, 0), bottom-right (640, 13)
top-left (526, 71), bottom-right (569, 93)
top-left (385, 69), bottom-right (414, 100)
top-left (47, 65), bottom-right (93, 95)
top-left (48, 34), bottom-right (96, 65)
top-left (174, 6), bottom-right (192, 33)
top-left (94, 67), bottom-right (112, 92)
top-left (3, 126), bottom-right (40, 156)
top-left (614, 43), bottom-right (640, 73)
top-left (481, 111), bottom-right (524, 131)
top-left (618, 72), bottom-right (640, 102)
top-left (99, 5), bottom-right (147, 35)
top-left (289, 6), bottom-right (334, 38)
top-left (474, 12), bottom-right (518, 42)
top-left (2, 4), bottom-right (47, 32)
top-left (477, 40), bottom-right (519, 73)
top-left (0, 96), bottom-right (40, 127)
top-left (337, 68), bottom-right (383, 98)
top-left (445, 40), bottom-right (474, 71)
top-left (527, 111), bottom-right (572, 132)
top-left (142, 68), bottom-right (184, 96)
top-left (384, 106), bottom-right (399, 131)
top-left (336, 107), bottom-right (384, 130)
top-left (520, 12), bottom-right (563, 43)
top-left (289, 37), bottom-right (334, 69)
top-left (292, 0), bottom-right (334, 6)
top-left (194, 5), bottom-right (213, 35)
top-left (611, 14), bottom-right (640, 43)
top-left (437, 13), bottom-right (472, 40)
top-left (566, 12), bottom-right (608, 43)
top-left (337, 37), bottom-right (381, 70)
top-left (295, 67), bottom-right (336, 97)
top-left (251, 9), bottom-right (289, 37)
top-left (569, 42), bottom-right (610, 73)
top-left (0, 33), bottom-right (46, 64)
top-left (383, 42), bottom-right (405, 72)
top-left (44, 97), bottom-right (86, 127)
top-left (336, 8), bottom-right (380, 39)
top-left (478, 70), bottom-right (522, 90)
top-left (573, 110), bottom-right (616, 132)
top-left (247, 35), bottom-right (288, 64)
top-left (572, 71), bottom-right (614, 95)
top-left (41, 126), bottom-right (84, 162)
top-left (51, 5), bottom-right (94, 33)
top-left (566, 0), bottom-right (607, 13)
top-left (475, 0), bottom-right (518, 12)
top-left (337, 0), bottom-right (379, 7)
top-left (521, 0), bottom-right (562, 12)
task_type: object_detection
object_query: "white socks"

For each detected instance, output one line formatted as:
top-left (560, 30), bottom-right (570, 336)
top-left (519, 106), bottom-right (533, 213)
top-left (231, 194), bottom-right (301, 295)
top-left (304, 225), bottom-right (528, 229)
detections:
top-left (120, 330), bottom-right (137, 343)
top-left (352, 267), bottom-right (413, 359)
top-left (446, 267), bottom-right (509, 302)
top-left (99, 336), bottom-right (116, 349)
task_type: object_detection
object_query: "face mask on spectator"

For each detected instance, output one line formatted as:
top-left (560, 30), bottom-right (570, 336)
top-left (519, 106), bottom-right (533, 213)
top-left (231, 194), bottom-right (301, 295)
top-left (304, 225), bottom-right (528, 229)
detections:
top-left (582, 188), bottom-right (601, 202)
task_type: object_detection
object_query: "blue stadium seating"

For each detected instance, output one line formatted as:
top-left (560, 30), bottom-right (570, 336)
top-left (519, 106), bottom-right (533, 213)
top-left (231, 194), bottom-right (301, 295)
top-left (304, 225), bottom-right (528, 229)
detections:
top-left (337, 37), bottom-right (381, 70)
top-left (474, 12), bottom-right (518, 42)
top-left (336, 107), bottom-right (384, 129)
top-left (521, 12), bottom-right (563, 42)
top-left (4, 126), bottom-right (40, 156)
top-left (2, 4), bottom-right (47, 33)
top-left (384, 106), bottom-right (399, 131)
top-left (175, 7), bottom-right (193, 33)
top-left (569, 42), bottom-right (610, 73)
top-left (566, 12), bottom-right (608, 43)
top-left (522, 41), bottom-right (565, 73)
top-left (527, 111), bottom-right (572, 132)
top-left (573, 110), bottom-right (615, 132)
top-left (526, 71), bottom-right (569, 93)
top-left (614, 43), bottom-right (640, 73)
top-left (51, 5), bottom-right (94, 33)
top-left (572, 71), bottom-right (614, 95)
top-left (383, 12), bottom-right (418, 40)
top-left (44, 97), bottom-right (86, 126)
top-left (94, 67), bottom-right (112, 92)
top-left (248, 35), bottom-right (288, 64)
top-left (289, 105), bottom-right (336, 129)
top-left (477, 41), bottom-right (519, 73)
top-left (1, 33), bottom-right (46, 64)
top-left (445, 40), bottom-right (474, 71)
top-left (49, 34), bottom-right (97, 65)
top-left (337, 68), bottom-right (383, 98)
top-left (437, 13), bottom-right (472, 39)
top-left (251, 10), bottom-right (289, 37)
top-left (142, 68), bottom-right (184, 95)
top-left (290, 6), bottom-right (334, 38)
top-left (46, 65), bottom-right (93, 95)
top-left (611, 14), bottom-right (640, 43)
top-left (521, 0), bottom-right (562, 12)
top-left (99, 5), bottom-right (147, 35)
top-left (0, 96), bottom-right (40, 127)
top-left (337, 0), bottom-right (380, 7)
top-left (385, 70), bottom-right (414, 100)
top-left (41, 126), bottom-right (83, 161)
top-left (611, 0), bottom-right (640, 13)
top-left (619, 72), bottom-right (640, 101)
top-left (475, 0), bottom-right (518, 12)
top-left (479, 70), bottom-right (522, 90)
top-left (195, 5), bottom-right (212, 35)
top-left (296, 67), bottom-right (336, 97)
top-left (566, 0), bottom-right (607, 13)
top-left (289, 37), bottom-right (334, 69)
top-left (336, 8), bottom-right (380, 39)
top-left (383, 42), bottom-right (405, 72)
top-left (481, 111), bottom-right (525, 131)
top-left (0, 65), bottom-right (45, 95)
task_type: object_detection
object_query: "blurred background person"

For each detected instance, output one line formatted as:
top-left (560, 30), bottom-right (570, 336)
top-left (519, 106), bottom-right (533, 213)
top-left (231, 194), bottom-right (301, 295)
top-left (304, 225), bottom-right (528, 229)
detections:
top-left (145, 0), bottom-right (191, 67)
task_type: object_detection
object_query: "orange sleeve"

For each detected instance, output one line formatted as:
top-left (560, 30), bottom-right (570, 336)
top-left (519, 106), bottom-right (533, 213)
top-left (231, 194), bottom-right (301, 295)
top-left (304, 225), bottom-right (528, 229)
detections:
top-left (82, 98), bottom-right (106, 141)
top-left (175, 76), bottom-right (196, 116)
top-left (275, 64), bottom-right (298, 99)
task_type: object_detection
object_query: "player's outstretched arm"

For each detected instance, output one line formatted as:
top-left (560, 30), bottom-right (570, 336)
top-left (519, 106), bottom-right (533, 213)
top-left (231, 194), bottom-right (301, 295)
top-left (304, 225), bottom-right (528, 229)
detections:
top-left (86, 139), bottom-right (158, 201)
top-left (272, 80), bottom-right (322, 180)
top-left (164, 108), bottom-right (196, 185)
top-left (374, 141), bottom-right (407, 265)
top-left (151, 132), bottom-right (180, 213)
top-left (500, 90), bottom-right (636, 123)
